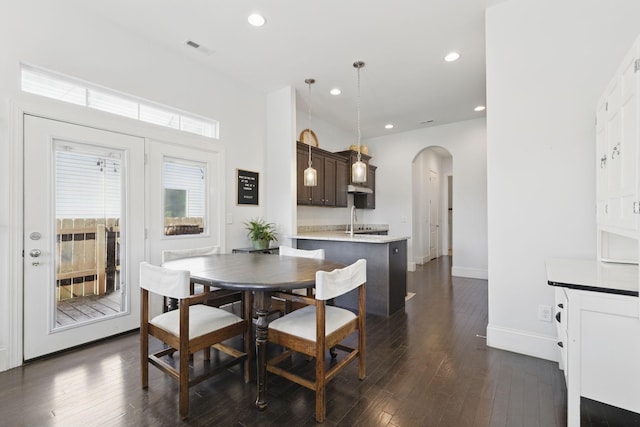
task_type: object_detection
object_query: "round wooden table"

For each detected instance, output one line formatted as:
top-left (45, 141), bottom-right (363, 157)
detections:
top-left (163, 253), bottom-right (344, 410)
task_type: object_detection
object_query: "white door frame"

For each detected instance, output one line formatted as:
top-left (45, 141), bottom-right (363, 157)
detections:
top-left (6, 97), bottom-right (226, 369)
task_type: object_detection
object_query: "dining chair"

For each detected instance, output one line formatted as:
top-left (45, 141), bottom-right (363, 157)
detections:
top-left (266, 258), bottom-right (366, 423)
top-left (139, 262), bottom-right (252, 419)
top-left (161, 246), bottom-right (241, 311)
top-left (279, 245), bottom-right (325, 298)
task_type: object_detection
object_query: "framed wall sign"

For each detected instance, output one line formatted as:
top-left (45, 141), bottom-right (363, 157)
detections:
top-left (236, 169), bottom-right (259, 205)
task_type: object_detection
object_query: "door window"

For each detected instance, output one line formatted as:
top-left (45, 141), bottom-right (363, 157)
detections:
top-left (163, 159), bottom-right (207, 236)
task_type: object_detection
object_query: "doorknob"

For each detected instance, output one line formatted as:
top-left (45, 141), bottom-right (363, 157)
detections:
top-left (30, 249), bottom-right (42, 258)
top-left (29, 249), bottom-right (42, 266)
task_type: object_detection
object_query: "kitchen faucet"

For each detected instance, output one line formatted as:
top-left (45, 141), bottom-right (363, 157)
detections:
top-left (349, 205), bottom-right (357, 237)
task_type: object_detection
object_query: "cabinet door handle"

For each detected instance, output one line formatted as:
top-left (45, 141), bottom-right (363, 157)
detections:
top-left (557, 303), bottom-right (563, 309)
top-left (557, 341), bottom-right (564, 348)
top-left (555, 312), bottom-right (561, 323)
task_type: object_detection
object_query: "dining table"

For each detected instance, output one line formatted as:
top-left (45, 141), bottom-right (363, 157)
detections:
top-left (162, 252), bottom-right (344, 410)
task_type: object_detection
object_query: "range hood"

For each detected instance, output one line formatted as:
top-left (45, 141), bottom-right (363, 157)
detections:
top-left (347, 184), bottom-right (373, 194)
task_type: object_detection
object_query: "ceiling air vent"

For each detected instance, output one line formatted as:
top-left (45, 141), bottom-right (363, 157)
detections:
top-left (184, 39), bottom-right (214, 55)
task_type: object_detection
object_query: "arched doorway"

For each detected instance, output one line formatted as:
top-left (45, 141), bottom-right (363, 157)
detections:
top-left (411, 146), bottom-right (452, 265)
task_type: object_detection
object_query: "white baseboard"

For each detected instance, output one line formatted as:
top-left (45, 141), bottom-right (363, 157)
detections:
top-left (0, 347), bottom-right (8, 373)
top-left (451, 266), bottom-right (488, 279)
top-left (487, 324), bottom-right (560, 362)
top-left (407, 262), bottom-right (416, 272)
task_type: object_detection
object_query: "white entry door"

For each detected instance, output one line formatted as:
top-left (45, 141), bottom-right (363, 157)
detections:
top-left (23, 115), bottom-right (145, 360)
top-left (428, 170), bottom-right (439, 260)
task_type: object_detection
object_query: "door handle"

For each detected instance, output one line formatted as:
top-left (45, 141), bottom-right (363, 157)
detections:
top-left (29, 249), bottom-right (42, 266)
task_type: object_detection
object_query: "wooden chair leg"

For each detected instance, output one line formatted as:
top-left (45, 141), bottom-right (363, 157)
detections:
top-left (315, 342), bottom-right (326, 423)
top-left (179, 347), bottom-right (190, 419)
top-left (141, 291), bottom-right (149, 389)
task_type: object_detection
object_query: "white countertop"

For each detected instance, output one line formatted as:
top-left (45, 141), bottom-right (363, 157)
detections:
top-left (290, 232), bottom-right (410, 244)
top-left (546, 258), bottom-right (639, 296)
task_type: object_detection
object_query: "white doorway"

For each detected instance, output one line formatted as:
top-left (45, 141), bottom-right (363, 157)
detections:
top-left (23, 115), bottom-right (145, 359)
top-left (411, 146), bottom-right (452, 265)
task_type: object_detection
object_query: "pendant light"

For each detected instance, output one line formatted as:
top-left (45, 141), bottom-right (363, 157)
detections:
top-left (303, 78), bottom-right (318, 187)
top-left (352, 61), bottom-right (367, 184)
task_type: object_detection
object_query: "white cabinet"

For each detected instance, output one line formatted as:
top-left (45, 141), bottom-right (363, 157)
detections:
top-left (547, 259), bottom-right (640, 427)
top-left (596, 37), bottom-right (640, 234)
top-left (596, 38), bottom-right (640, 230)
top-left (597, 36), bottom-right (640, 264)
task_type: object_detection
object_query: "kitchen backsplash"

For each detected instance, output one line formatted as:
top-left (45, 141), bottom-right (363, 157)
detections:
top-left (298, 224), bottom-right (388, 233)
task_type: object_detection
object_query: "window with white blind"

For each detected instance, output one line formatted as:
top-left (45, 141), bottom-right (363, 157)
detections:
top-left (163, 158), bottom-right (207, 236)
top-left (21, 64), bottom-right (219, 139)
top-left (55, 147), bottom-right (122, 219)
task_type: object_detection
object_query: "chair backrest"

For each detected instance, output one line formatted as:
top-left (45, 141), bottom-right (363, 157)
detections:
top-left (162, 245), bottom-right (220, 263)
top-left (315, 259), bottom-right (366, 301)
top-left (140, 262), bottom-right (191, 299)
top-left (279, 245), bottom-right (325, 260)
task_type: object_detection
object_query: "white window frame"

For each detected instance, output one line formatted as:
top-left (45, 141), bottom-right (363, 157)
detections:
top-left (20, 63), bottom-right (219, 139)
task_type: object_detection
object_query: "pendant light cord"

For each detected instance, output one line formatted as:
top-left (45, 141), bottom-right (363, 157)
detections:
top-left (355, 62), bottom-right (363, 162)
top-left (305, 78), bottom-right (315, 167)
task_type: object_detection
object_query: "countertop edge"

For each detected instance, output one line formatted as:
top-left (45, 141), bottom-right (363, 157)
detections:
top-left (290, 233), bottom-right (410, 244)
top-left (545, 258), bottom-right (639, 296)
top-left (547, 280), bottom-right (639, 297)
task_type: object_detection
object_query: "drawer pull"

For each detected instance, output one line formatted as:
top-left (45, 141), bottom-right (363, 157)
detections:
top-left (557, 341), bottom-right (564, 348)
top-left (557, 303), bottom-right (564, 309)
top-left (555, 312), bottom-right (561, 323)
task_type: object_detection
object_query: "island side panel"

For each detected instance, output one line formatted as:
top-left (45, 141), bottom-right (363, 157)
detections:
top-left (296, 239), bottom-right (407, 316)
top-left (388, 241), bottom-right (407, 313)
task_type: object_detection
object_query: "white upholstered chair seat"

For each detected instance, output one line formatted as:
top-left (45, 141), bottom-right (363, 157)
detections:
top-left (268, 305), bottom-right (356, 342)
top-left (150, 305), bottom-right (244, 340)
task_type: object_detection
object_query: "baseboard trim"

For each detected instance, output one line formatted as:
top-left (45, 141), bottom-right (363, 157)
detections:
top-left (487, 324), bottom-right (560, 362)
top-left (407, 262), bottom-right (416, 272)
top-left (451, 266), bottom-right (488, 279)
top-left (0, 347), bottom-right (8, 373)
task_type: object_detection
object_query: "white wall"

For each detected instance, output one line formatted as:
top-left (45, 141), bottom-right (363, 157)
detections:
top-left (0, 1), bottom-right (267, 370)
top-left (486, 0), bottom-right (640, 361)
top-left (266, 87), bottom-right (297, 247)
top-left (366, 118), bottom-right (488, 278)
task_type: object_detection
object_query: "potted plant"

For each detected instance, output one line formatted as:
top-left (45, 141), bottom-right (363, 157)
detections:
top-left (244, 218), bottom-right (277, 249)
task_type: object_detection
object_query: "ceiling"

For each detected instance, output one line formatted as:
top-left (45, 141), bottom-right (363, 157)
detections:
top-left (72, 0), bottom-right (506, 139)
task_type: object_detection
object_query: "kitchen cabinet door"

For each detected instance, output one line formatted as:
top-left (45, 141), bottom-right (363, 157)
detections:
top-left (322, 156), bottom-right (336, 206)
top-left (335, 158), bottom-right (348, 207)
top-left (310, 152), bottom-right (326, 205)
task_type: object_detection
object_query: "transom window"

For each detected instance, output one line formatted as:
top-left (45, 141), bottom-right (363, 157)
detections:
top-left (21, 64), bottom-right (219, 139)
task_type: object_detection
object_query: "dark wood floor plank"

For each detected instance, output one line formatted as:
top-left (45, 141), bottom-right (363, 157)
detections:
top-left (4, 256), bottom-right (640, 425)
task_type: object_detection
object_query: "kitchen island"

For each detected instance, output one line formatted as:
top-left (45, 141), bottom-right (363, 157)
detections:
top-left (291, 231), bottom-right (409, 316)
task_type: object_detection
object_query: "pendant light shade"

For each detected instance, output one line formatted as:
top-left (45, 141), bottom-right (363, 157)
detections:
top-left (352, 159), bottom-right (367, 183)
top-left (304, 164), bottom-right (317, 186)
top-left (303, 78), bottom-right (318, 187)
top-left (352, 61), bottom-right (367, 184)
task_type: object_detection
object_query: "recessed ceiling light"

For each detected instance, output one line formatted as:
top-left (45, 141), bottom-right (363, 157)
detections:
top-left (474, 105), bottom-right (486, 112)
top-left (444, 52), bottom-right (460, 62)
top-left (248, 13), bottom-right (266, 27)
top-left (385, 124), bottom-right (394, 129)
top-left (330, 88), bottom-right (341, 96)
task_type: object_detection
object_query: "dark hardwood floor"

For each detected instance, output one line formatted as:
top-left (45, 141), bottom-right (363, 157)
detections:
top-left (2, 256), bottom-right (639, 426)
